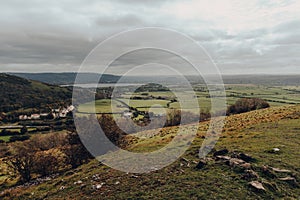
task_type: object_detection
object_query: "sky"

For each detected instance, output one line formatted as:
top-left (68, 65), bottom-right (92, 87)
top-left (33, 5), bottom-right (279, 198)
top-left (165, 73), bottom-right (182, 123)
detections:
top-left (0, 0), bottom-right (300, 75)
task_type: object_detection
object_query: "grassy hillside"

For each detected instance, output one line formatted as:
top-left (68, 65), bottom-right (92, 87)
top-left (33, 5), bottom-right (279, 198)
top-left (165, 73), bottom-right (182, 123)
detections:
top-left (0, 73), bottom-right (72, 113)
top-left (2, 105), bottom-right (300, 199)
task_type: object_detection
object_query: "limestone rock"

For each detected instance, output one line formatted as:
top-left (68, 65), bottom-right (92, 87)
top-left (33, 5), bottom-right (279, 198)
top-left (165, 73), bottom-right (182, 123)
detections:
top-left (271, 167), bottom-right (291, 173)
top-left (215, 155), bottom-right (231, 161)
top-left (249, 181), bottom-right (265, 191)
top-left (278, 177), bottom-right (298, 187)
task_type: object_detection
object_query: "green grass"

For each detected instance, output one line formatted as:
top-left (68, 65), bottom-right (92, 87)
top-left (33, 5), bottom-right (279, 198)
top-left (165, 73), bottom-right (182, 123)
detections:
top-left (0, 136), bottom-right (11, 142)
top-left (2, 105), bottom-right (300, 199)
top-left (78, 99), bottom-right (125, 113)
top-left (79, 85), bottom-right (300, 116)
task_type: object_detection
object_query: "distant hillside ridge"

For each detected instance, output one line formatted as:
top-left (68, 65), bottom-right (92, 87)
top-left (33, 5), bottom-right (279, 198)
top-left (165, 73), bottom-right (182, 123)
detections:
top-left (10, 73), bottom-right (121, 85)
top-left (10, 73), bottom-right (300, 86)
top-left (0, 73), bottom-right (72, 113)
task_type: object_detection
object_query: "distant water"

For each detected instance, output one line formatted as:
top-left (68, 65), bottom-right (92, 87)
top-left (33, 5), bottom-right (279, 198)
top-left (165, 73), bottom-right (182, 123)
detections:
top-left (61, 83), bottom-right (143, 88)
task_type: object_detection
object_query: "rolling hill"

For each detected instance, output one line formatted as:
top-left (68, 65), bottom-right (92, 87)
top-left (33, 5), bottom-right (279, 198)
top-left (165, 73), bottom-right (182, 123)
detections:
top-left (10, 73), bottom-right (121, 85)
top-left (1, 104), bottom-right (299, 199)
top-left (0, 73), bottom-right (72, 113)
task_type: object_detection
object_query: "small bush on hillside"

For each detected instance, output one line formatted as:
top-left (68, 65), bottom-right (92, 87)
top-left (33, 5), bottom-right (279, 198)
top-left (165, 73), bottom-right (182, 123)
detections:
top-left (30, 132), bottom-right (67, 151)
top-left (98, 114), bottom-right (125, 145)
top-left (9, 135), bottom-right (30, 143)
top-left (6, 132), bottom-right (91, 183)
top-left (6, 141), bottom-right (36, 183)
top-left (62, 132), bottom-right (92, 169)
top-left (33, 149), bottom-right (65, 176)
top-left (227, 98), bottom-right (270, 115)
top-left (166, 110), bottom-right (205, 126)
top-left (0, 143), bottom-right (9, 157)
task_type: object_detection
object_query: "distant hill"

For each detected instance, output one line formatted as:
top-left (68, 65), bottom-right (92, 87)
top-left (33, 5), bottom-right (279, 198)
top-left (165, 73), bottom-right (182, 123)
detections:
top-left (186, 74), bottom-right (300, 86)
top-left (0, 73), bottom-right (72, 113)
top-left (10, 73), bottom-right (121, 85)
top-left (11, 73), bottom-right (300, 86)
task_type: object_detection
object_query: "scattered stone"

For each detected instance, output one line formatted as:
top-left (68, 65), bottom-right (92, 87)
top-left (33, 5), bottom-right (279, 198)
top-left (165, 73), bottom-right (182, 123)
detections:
top-left (268, 148), bottom-right (280, 153)
top-left (215, 155), bottom-right (231, 161)
top-left (278, 177), bottom-right (298, 186)
top-left (92, 183), bottom-right (104, 190)
top-left (228, 158), bottom-right (246, 167)
top-left (192, 160), bottom-right (198, 164)
top-left (150, 167), bottom-right (159, 171)
top-left (249, 181), bottom-right (265, 191)
top-left (131, 175), bottom-right (139, 178)
top-left (74, 180), bottom-right (83, 185)
top-left (213, 149), bottom-right (229, 157)
top-left (181, 157), bottom-right (189, 163)
top-left (195, 159), bottom-right (207, 169)
top-left (240, 163), bottom-right (252, 169)
top-left (271, 167), bottom-right (291, 173)
top-left (115, 181), bottom-right (120, 185)
top-left (92, 174), bottom-right (100, 181)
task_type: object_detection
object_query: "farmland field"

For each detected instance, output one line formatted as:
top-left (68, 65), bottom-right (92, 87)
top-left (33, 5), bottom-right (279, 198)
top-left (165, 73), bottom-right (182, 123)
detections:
top-left (78, 84), bottom-right (300, 115)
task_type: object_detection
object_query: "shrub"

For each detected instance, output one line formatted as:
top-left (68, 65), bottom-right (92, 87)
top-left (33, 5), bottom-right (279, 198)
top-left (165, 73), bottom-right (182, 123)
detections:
top-left (165, 110), bottom-right (201, 126)
top-left (6, 141), bottom-right (36, 183)
top-left (166, 109), bottom-right (181, 126)
top-left (33, 149), bottom-right (65, 176)
top-left (227, 98), bottom-right (270, 115)
top-left (0, 143), bottom-right (9, 157)
top-left (20, 126), bottom-right (27, 135)
top-left (30, 133), bottom-right (66, 151)
top-left (98, 114), bottom-right (125, 144)
top-left (62, 132), bottom-right (92, 169)
top-left (9, 135), bottom-right (30, 143)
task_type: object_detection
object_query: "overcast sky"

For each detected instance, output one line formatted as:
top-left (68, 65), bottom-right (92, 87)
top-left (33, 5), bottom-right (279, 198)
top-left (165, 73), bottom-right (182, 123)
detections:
top-left (0, 0), bottom-right (299, 74)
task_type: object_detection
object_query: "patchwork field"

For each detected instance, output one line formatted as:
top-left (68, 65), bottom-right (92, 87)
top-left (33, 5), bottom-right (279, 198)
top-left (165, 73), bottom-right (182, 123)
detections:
top-left (78, 84), bottom-right (300, 115)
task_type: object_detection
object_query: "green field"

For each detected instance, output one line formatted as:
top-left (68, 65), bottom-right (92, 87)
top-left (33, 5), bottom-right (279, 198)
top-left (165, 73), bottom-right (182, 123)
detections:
top-left (0, 135), bottom-right (11, 142)
top-left (78, 85), bottom-right (300, 116)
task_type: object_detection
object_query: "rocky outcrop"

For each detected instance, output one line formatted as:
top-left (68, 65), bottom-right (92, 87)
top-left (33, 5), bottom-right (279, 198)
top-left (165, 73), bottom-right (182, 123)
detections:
top-left (249, 181), bottom-right (266, 191)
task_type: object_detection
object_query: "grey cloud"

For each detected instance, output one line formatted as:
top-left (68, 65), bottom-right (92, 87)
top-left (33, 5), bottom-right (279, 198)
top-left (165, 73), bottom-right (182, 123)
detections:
top-left (96, 14), bottom-right (143, 27)
top-left (0, 0), bottom-right (299, 74)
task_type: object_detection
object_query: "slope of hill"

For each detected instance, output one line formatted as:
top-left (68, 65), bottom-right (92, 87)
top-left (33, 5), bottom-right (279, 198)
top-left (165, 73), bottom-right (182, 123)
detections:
top-left (11, 73), bottom-right (121, 85)
top-left (0, 73), bottom-right (72, 113)
top-left (2, 105), bottom-right (300, 199)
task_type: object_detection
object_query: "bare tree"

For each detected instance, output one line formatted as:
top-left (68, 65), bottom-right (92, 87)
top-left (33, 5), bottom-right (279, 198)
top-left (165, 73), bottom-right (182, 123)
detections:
top-left (6, 141), bottom-right (36, 183)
